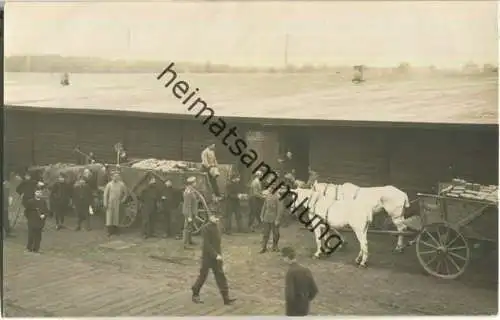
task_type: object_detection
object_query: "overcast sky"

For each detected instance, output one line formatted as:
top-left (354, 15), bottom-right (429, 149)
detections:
top-left (5, 1), bottom-right (498, 67)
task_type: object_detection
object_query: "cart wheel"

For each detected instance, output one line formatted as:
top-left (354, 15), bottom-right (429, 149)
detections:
top-left (192, 210), bottom-right (208, 235)
top-left (119, 192), bottom-right (139, 228)
top-left (9, 196), bottom-right (24, 228)
top-left (416, 223), bottom-right (470, 280)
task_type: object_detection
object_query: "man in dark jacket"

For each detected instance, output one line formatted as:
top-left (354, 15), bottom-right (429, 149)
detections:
top-left (224, 174), bottom-right (243, 235)
top-left (282, 246), bottom-right (318, 316)
top-left (140, 175), bottom-right (160, 239)
top-left (16, 172), bottom-right (37, 209)
top-left (191, 214), bottom-right (236, 305)
top-left (160, 180), bottom-right (183, 238)
top-left (73, 177), bottom-right (93, 231)
top-left (25, 187), bottom-right (49, 253)
top-left (50, 173), bottom-right (72, 230)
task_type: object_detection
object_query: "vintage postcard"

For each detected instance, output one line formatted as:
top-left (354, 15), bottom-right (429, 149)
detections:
top-left (3, 1), bottom-right (498, 317)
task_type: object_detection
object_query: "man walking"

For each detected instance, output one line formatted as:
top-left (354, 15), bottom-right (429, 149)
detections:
top-left (25, 187), bottom-right (49, 253)
top-left (140, 175), bottom-right (160, 239)
top-left (182, 176), bottom-right (198, 248)
top-left (103, 172), bottom-right (127, 237)
top-left (224, 174), bottom-right (243, 235)
top-left (73, 177), bottom-right (93, 231)
top-left (160, 180), bottom-right (183, 238)
top-left (191, 213), bottom-right (236, 305)
top-left (248, 171), bottom-right (264, 232)
top-left (259, 188), bottom-right (285, 253)
top-left (50, 173), bottom-right (72, 230)
top-left (282, 246), bottom-right (318, 316)
top-left (201, 144), bottom-right (221, 198)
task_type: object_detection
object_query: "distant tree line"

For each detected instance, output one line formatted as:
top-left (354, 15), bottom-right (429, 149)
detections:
top-left (4, 55), bottom-right (497, 74)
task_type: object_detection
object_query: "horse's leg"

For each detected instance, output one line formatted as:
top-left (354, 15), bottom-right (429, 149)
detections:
top-left (330, 228), bottom-right (346, 249)
top-left (390, 207), bottom-right (406, 253)
top-left (358, 223), bottom-right (370, 268)
top-left (312, 226), bottom-right (323, 259)
top-left (351, 226), bottom-right (364, 265)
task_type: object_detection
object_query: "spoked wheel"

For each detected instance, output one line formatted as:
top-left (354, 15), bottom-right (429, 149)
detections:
top-left (192, 209), bottom-right (208, 235)
top-left (416, 223), bottom-right (470, 280)
top-left (9, 195), bottom-right (24, 228)
top-left (119, 192), bottom-right (139, 228)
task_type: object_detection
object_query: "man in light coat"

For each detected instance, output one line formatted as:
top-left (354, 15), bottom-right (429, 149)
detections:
top-left (182, 176), bottom-right (198, 248)
top-left (103, 172), bottom-right (127, 237)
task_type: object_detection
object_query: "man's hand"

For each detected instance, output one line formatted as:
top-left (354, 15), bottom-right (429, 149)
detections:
top-left (40, 214), bottom-right (46, 219)
top-left (274, 220), bottom-right (280, 226)
top-left (216, 254), bottom-right (222, 261)
top-left (188, 217), bottom-right (193, 223)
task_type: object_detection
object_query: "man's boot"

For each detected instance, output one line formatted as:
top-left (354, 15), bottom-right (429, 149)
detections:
top-left (222, 292), bottom-right (236, 305)
top-left (259, 247), bottom-right (267, 254)
top-left (191, 288), bottom-right (203, 304)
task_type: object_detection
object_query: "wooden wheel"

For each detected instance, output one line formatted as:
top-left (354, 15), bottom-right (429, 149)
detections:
top-left (416, 223), bottom-right (470, 280)
top-left (9, 195), bottom-right (24, 228)
top-left (119, 191), bottom-right (139, 228)
top-left (191, 208), bottom-right (208, 235)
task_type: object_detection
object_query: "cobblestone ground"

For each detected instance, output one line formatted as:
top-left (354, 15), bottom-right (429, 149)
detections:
top-left (3, 213), bottom-right (498, 316)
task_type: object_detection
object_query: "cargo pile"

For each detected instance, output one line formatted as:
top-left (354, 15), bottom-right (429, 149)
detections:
top-left (131, 159), bottom-right (198, 173)
top-left (440, 179), bottom-right (498, 203)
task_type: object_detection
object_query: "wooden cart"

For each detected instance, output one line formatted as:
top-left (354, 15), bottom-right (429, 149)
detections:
top-left (403, 183), bottom-right (498, 280)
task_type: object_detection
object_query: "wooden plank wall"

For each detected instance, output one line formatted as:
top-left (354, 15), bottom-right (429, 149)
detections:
top-left (309, 126), bottom-right (389, 187)
top-left (4, 110), bottom-right (34, 173)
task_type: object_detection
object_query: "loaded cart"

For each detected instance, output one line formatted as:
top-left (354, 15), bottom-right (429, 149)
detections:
top-left (107, 159), bottom-right (235, 233)
top-left (403, 180), bottom-right (498, 279)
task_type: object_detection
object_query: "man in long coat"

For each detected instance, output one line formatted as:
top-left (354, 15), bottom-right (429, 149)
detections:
top-left (103, 172), bottom-right (127, 237)
top-left (182, 176), bottom-right (198, 248)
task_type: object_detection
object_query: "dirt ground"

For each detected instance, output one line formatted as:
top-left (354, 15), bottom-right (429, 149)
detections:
top-left (3, 213), bottom-right (498, 316)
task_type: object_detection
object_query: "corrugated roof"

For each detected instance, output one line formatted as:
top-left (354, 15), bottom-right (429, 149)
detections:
top-left (5, 73), bottom-right (498, 125)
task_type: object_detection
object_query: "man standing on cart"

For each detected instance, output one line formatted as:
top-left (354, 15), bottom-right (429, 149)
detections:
top-left (201, 144), bottom-right (221, 199)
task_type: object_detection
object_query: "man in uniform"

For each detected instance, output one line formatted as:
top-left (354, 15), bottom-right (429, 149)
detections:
top-left (191, 213), bottom-right (236, 305)
top-left (248, 171), bottom-right (264, 232)
top-left (259, 188), bottom-right (285, 253)
top-left (73, 177), bottom-right (93, 231)
top-left (282, 246), bottom-right (318, 316)
top-left (160, 180), bottom-right (183, 238)
top-left (140, 175), bottom-right (160, 239)
top-left (224, 174), bottom-right (243, 235)
top-left (50, 173), bottom-right (72, 230)
top-left (25, 186), bottom-right (49, 253)
top-left (182, 176), bottom-right (198, 248)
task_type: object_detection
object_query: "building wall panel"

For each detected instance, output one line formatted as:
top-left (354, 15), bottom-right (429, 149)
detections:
top-left (125, 118), bottom-right (182, 160)
top-left (309, 127), bottom-right (389, 187)
top-left (4, 110), bottom-right (34, 173)
top-left (76, 115), bottom-right (126, 164)
top-left (33, 114), bottom-right (77, 165)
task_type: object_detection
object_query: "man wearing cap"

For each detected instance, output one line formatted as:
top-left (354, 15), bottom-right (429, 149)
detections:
top-left (248, 171), bottom-right (265, 232)
top-left (160, 180), bottom-right (183, 238)
top-left (224, 174), bottom-right (243, 235)
top-left (192, 214), bottom-right (236, 305)
top-left (201, 144), bottom-right (221, 198)
top-left (259, 188), bottom-right (285, 253)
top-left (281, 246), bottom-right (318, 316)
top-left (25, 186), bottom-right (49, 253)
top-left (140, 175), bottom-right (160, 239)
top-left (50, 173), bottom-right (72, 230)
top-left (182, 176), bottom-right (198, 248)
top-left (103, 172), bottom-right (127, 237)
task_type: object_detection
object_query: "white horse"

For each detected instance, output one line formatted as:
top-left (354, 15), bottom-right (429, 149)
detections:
top-left (313, 181), bottom-right (410, 252)
top-left (291, 188), bottom-right (375, 266)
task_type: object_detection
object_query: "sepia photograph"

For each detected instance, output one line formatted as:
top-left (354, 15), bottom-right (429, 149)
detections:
top-left (3, 1), bottom-right (498, 317)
